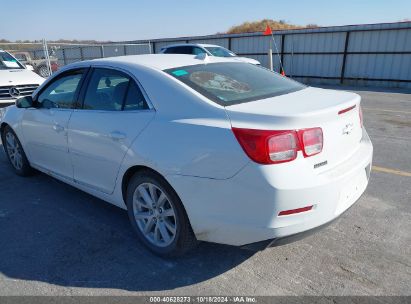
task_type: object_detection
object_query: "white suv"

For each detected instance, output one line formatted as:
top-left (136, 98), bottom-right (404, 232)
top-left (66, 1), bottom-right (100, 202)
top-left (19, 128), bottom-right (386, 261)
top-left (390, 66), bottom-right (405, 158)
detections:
top-left (160, 43), bottom-right (260, 65)
top-left (0, 50), bottom-right (45, 105)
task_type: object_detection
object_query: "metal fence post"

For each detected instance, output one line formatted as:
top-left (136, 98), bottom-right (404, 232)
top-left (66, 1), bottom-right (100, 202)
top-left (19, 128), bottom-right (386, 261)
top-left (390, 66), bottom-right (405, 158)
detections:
top-left (228, 37), bottom-right (232, 50)
top-left (268, 39), bottom-right (273, 71)
top-left (62, 48), bottom-right (67, 65)
top-left (152, 41), bottom-right (156, 54)
top-left (340, 31), bottom-right (351, 84)
top-left (100, 45), bottom-right (105, 58)
top-left (79, 47), bottom-right (84, 61)
top-left (42, 39), bottom-right (52, 76)
top-left (281, 34), bottom-right (285, 74)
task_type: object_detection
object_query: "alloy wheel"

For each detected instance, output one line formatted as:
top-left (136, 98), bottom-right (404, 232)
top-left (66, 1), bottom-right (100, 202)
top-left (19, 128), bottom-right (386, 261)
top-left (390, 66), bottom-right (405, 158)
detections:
top-left (132, 182), bottom-right (177, 247)
top-left (5, 132), bottom-right (23, 170)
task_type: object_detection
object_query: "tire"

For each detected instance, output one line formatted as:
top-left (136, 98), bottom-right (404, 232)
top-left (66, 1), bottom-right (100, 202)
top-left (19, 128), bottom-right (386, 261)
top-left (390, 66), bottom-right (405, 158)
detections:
top-left (126, 170), bottom-right (197, 257)
top-left (37, 65), bottom-right (50, 78)
top-left (1, 126), bottom-right (33, 176)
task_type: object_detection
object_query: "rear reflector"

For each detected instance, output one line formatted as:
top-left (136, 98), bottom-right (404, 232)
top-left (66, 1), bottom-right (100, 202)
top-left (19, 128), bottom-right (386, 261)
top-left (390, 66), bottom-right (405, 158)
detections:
top-left (278, 205), bottom-right (313, 216)
top-left (338, 105), bottom-right (356, 115)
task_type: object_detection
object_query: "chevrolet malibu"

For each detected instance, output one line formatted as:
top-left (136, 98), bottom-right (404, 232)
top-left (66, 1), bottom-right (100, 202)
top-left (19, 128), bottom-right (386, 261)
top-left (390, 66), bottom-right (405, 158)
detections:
top-left (0, 54), bottom-right (373, 257)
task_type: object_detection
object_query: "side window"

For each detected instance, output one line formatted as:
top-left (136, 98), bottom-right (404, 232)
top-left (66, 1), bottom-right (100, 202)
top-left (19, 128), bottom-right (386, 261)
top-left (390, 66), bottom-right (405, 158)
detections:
top-left (15, 54), bottom-right (27, 61)
top-left (37, 69), bottom-right (85, 109)
top-left (83, 68), bottom-right (130, 111)
top-left (123, 81), bottom-right (149, 111)
top-left (163, 47), bottom-right (175, 54)
top-left (192, 47), bottom-right (205, 55)
top-left (179, 46), bottom-right (193, 54)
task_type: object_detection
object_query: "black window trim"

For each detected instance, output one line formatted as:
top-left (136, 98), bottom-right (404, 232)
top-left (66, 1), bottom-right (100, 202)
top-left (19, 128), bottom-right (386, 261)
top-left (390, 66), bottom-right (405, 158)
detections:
top-left (33, 67), bottom-right (90, 109)
top-left (77, 65), bottom-right (154, 112)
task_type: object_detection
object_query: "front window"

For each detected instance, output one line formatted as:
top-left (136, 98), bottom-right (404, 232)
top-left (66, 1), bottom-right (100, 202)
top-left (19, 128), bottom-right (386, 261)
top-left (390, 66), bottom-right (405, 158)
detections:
top-left (0, 51), bottom-right (24, 70)
top-left (165, 63), bottom-right (305, 106)
top-left (37, 69), bottom-right (86, 109)
top-left (204, 47), bottom-right (236, 57)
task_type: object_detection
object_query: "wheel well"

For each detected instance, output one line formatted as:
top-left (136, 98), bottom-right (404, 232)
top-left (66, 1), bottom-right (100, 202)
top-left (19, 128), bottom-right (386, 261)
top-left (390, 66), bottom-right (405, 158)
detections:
top-left (0, 123), bottom-right (9, 139)
top-left (121, 165), bottom-right (164, 204)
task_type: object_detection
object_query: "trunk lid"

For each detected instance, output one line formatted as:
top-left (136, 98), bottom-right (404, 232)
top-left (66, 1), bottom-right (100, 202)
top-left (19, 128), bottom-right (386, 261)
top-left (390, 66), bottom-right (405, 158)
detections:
top-left (225, 87), bottom-right (363, 169)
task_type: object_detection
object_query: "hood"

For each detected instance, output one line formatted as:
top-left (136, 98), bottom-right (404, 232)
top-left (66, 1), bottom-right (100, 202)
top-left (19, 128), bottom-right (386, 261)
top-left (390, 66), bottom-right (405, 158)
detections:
top-left (233, 56), bottom-right (261, 65)
top-left (0, 69), bottom-right (45, 86)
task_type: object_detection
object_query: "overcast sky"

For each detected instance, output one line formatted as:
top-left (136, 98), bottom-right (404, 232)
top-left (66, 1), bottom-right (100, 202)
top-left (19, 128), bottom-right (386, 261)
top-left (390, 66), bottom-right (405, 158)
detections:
top-left (1, 0), bottom-right (410, 41)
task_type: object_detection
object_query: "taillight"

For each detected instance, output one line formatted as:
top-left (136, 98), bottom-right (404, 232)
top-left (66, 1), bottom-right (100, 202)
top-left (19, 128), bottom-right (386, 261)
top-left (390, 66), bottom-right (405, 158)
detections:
top-left (232, 128), bottom-right (298, 164)
top-left (232, 127), bottom-right (323, 165)
top-left (268, 132), bottom-right (298, 163)
top-left (299, 128), bottom-right (323, 157)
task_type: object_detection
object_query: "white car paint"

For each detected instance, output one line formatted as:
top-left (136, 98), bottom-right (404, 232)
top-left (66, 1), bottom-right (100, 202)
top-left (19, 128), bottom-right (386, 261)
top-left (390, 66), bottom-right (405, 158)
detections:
top-left (160, 43), bottom-right (261, 65)
top-left (0, 50), bottom-right (45, 104)
top-left (0, 54), bottom-right (373, 247)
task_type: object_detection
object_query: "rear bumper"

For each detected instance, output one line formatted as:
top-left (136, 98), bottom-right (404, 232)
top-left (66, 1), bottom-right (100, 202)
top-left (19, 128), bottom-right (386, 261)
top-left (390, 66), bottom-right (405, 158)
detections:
top-left (168, 128), bottom-right (373, 246)
top-left (240, 201), bottom-right (354, 251)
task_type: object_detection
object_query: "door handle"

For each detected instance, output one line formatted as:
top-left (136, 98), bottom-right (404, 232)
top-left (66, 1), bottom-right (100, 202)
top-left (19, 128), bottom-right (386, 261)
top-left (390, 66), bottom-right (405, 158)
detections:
top-left (109, 131), bottom-right (126, 141)
top-left (53, 123), bottom-right (65, 133)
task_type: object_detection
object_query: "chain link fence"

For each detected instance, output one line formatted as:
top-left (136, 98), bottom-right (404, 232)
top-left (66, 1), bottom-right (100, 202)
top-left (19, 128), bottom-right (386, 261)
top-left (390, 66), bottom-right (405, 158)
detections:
top-left (0, 40), bottom-right (152, 78)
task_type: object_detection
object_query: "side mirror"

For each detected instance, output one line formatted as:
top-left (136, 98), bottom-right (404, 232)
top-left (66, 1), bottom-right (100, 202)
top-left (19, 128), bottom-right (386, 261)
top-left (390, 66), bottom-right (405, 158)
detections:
top-left (16, 96), bottom-right (34, 108)
top-left (25, 64), bottom-right (34, 71)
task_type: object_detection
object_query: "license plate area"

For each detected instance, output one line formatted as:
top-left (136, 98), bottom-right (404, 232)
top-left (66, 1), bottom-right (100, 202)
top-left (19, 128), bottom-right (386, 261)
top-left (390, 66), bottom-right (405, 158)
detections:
top-left (335, 166), bottom-right (369, 215)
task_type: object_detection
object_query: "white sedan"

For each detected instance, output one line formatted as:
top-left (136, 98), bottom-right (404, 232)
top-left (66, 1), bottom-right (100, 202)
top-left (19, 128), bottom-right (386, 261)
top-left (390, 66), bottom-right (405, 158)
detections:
top-left (160, 43), bottom-right (260, 65)
top-left (0, 54), bottom-right (373, 257)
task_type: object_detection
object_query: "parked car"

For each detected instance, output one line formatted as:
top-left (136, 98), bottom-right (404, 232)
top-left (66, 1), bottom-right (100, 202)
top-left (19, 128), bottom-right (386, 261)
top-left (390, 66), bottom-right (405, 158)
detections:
top-left (0, 50), bottom-right (45, 105)
top-left (160, 43), bottom-right (260, 65)
top-left (0, 54), bottom-right (373, 257)
top-left (12, 51), bottom-right (59, 78)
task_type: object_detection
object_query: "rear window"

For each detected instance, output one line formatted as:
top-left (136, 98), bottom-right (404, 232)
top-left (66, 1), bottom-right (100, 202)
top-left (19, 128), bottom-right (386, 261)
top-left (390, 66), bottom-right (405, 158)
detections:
top-left (165, 62), bottom-right (305, 106)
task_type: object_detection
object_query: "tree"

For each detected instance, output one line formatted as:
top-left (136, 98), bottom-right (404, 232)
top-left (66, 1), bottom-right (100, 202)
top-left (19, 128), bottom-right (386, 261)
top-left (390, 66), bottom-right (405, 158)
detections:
top-left (226, 19), bottom-right (319, 34)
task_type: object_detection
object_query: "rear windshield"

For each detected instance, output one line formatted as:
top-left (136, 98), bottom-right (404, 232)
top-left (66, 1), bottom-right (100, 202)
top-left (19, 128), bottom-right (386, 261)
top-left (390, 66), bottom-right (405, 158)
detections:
top-left (165, 62), bottom-right (305, 106)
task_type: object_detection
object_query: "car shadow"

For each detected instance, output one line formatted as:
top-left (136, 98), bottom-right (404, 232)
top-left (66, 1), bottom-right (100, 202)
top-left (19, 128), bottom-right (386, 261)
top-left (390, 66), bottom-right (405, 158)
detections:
top-left (0, 144), bottom-right (255, 291)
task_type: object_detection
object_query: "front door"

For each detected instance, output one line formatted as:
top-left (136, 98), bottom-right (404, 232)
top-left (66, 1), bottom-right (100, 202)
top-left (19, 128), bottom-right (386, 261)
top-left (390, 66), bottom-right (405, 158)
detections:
top-left (21, 68), bottom-right (87, 179)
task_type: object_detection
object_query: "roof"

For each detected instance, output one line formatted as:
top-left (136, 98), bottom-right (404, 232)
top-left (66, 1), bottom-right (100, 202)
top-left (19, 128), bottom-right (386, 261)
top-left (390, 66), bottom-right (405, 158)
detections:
top-left (160, 43), bottom-right (220, 49)
top-left (80, 54), bottom-right (240, 71)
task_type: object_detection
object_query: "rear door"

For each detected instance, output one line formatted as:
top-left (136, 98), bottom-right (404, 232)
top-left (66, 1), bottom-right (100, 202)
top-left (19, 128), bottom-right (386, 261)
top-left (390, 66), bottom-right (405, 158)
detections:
top-left (68, 67), bottom-right (155, 194)
top-left (22, 68), bottom-right (87, 178)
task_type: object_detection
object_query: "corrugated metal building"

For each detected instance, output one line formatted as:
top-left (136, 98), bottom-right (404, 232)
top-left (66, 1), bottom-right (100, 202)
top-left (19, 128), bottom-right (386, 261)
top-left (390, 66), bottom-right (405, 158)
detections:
top-left (129, 21), bottom-right (411, 89)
